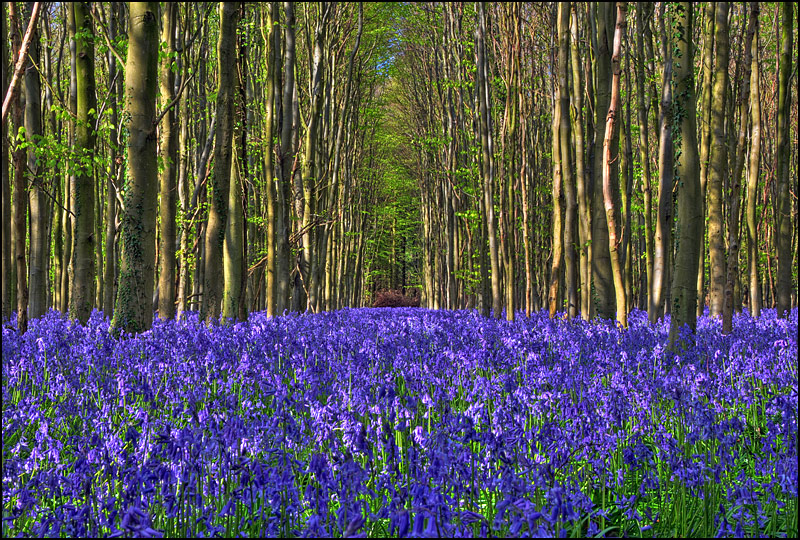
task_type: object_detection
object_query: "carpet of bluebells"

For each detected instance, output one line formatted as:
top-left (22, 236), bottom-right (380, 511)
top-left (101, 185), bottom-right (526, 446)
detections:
top-left (2, 307), bottom-right (798, 538)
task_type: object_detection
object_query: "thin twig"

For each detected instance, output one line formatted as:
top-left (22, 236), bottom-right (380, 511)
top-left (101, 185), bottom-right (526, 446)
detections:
top-left (153, 73), bottom-right (195, 129)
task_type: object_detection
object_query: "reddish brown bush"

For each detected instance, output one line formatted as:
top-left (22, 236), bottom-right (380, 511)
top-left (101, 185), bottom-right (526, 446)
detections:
top-left (372, 289), bottom-right (420, 308)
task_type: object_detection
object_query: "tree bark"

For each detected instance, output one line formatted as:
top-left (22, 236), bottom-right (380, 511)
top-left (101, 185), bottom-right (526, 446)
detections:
top-left (157, 2), bottom-right (177, 320)
top-left (1, 3), bottom-right (9, 322)
top-left (668, 2), bottom-right (702, 348)
top-left (723, 3), bottom-right (757, 332)
top-left (707, 2), bottom-right (729, 319)
top-left (775, 1), bottom-right (793, 318)
top-left (9, 2), bottom-right (28, 333)
top-left (602, 2), bottom-right (628, 328)
top-left (650, 3), bottom-right (673, 324)
top-left (745, 4), bottom-right (762, 318)
top-left (477, 2), bottom-right (501, 318)
top-left (69, 1), bottom-right (96, 324)
top-left (591, 1), bottom-right (616, 320)
top-left (696, 1), bottom-right (715, 317)
top-left (113, 2), bottom-right (159, 333)
top-left (201, 2), bottom-right (238, 322)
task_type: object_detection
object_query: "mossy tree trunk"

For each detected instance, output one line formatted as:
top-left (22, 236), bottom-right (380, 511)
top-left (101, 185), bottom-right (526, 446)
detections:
top-left (668, 2), bottom-right (702, 348)
top-left (69, 1), bottom-right (97, 324)
top-left (113, 2), bottom-right (159, 333)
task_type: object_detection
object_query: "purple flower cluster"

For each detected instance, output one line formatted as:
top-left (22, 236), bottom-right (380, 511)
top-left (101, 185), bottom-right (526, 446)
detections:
top-left (2, 307), bottom-right (797, 537)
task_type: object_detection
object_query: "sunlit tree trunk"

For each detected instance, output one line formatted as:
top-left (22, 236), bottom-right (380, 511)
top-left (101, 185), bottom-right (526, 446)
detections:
top-left (601, 2), bottom-right (627, 328)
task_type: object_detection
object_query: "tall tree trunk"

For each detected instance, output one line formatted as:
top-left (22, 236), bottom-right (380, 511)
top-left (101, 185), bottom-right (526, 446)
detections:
top-left (591, 1), bottom-right (616, 320)
top-left (69, 1), bottom-right (96, 324)
top-left (570, 5), bottom-right (591, 320)
top-left (707, 2), bottom-right (729, 319)
top-left (559, 2), bottom-right (578, 320)
top-left (24, 1), bottom-right (48, 321)
top-left (278, 1), bottom-right (296, 313)
top-left (650, 3), bottom-right (673, 324)
top-left (775, 2), bottom-right (793, 317)
top-left (477, 2), bottom-right (501, 318)
top-left (263, 2), bottom-right (278, 318)
top-left (9, 2), bottom-right (28, 333)
top-left (746, 3), bottom-right (762, 318)
top-left (634, 3), bottom-right (654, 319)
top-left (723, 3), bottom-right (757, 332)
top-left (113, 2), bottom-right (159, 333)
top-left (696, 1), bottom-right (715, 317)
top-left (157, 2), bottom-right (177, 320)
top-left (300, 4), bottom-right (329, 312)
top-left (1, 3), bottom-right (9, 322)
top-left (602, 2), bottom-right (627, 328)
top-left (103, 2), bottom-right (120, 318)
top-left (668, 2), bottom-right (702, 348)
top-left (201, 2), bottom-right (238, 322)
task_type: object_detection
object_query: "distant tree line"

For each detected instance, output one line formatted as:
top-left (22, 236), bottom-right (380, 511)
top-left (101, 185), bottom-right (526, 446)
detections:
top-left (1, 2), bottom-right (797, 346)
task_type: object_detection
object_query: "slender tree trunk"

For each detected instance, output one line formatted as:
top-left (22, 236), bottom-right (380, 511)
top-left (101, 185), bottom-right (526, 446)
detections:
top-left (602, 2), bottom-right (628, 328)
top-left (157, 2), bottom-right (177, 320)
top-left (668, 2), bottom-right (702, 348)
top-left (746, 4), bottom-right (762, 318)
top-left (723, 4), bottom-right (757, 332)
top-left (24, 1), bottom-right (48, 321)
top-left (477, 2), bottom-right (501, 318)
top-left (113, 2), bottom-right (159, 333)
top-left (570, 5), bottom-right (591, 320)
top-left (634, 3), bottom-right (654, 319)
top-left (69, 1), bottom-right (96, 324)
top-left (696, 2), bottom-right (715, 317)
top-left (775, 2), bottom-right (793, 317)
top-left (278, 2), bottom-right (296, 313)
top-left (650, 3), bottom-right (673, 324)
top-left (103, 3), bottom-right (119, 318)
top-left (201, 2), bottom-right (238, 322)
top-left (1, 3), bottom-right (9, 322)
top-left (9, 3), bottom-right (28, 332)
top-left (558, 2), bottom-right (578, 320)
top-left (592, 1), bottom-right (616, 320)
top-left (708, 2), bottom-right (729, 319)
top-left (263, 2), bottom-right (278, 317)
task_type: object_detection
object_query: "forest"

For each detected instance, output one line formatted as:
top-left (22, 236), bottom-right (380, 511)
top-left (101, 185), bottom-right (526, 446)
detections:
top-left (1, 2), bottom-right (798, 538)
